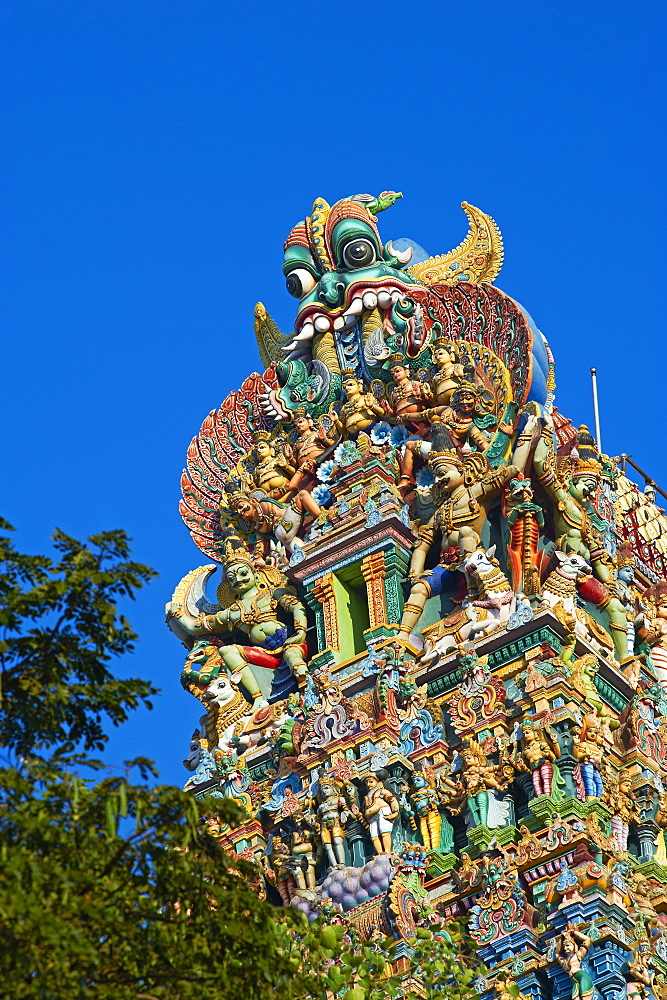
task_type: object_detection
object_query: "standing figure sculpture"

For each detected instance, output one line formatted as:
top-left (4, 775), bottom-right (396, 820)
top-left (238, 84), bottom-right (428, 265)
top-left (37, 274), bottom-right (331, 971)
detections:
top-left (362, 770), bottom-right (399, 855)
top-left (514, 720), bottom-right (562, 798)
top-left (518, 413), bottom-right (629, 662)
top-left (407, 770), bottom-right (442, 850)
top-left (572, 713), bottom-right (606, 801)
top-left (602, 768), bottom-right (639, 851)
top-left (555, 922), bottom-right (594, 1000)
top-left (315, 777), bottom-right (350, 868)
top-left (443, 739), bottom-right (512, 828)
top-left (286, 409), bottom-right (334, 494)
top-left (398, 422), bottom-right (517, 640)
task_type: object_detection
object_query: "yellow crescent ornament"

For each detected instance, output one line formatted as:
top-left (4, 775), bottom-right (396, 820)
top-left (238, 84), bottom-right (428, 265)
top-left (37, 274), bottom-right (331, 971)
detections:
top-left (405, 201), bottom-right (503, 286)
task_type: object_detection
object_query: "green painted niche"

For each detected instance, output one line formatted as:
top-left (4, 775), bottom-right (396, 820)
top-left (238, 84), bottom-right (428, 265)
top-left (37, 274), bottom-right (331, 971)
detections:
top-left (333, 563), bottom-right (370, 662)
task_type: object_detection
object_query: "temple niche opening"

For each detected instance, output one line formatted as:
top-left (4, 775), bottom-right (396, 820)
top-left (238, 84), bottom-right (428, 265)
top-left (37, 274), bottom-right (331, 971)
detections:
top-left (168, 192), bottom-right (667, 999)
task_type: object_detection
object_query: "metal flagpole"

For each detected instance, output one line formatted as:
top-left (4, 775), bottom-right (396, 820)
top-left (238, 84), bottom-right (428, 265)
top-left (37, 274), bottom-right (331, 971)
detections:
top-left (590, 367), bottom-right (602, 453)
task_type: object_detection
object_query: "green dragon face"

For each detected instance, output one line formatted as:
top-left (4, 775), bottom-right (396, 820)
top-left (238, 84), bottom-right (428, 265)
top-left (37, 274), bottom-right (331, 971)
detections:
top-left (282, 193), bottom-right (425, 370)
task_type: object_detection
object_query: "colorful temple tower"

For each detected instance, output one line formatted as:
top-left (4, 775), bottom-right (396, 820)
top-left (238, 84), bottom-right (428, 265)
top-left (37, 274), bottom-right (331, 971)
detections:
top-left (167, 192), bottom-right (667, 999)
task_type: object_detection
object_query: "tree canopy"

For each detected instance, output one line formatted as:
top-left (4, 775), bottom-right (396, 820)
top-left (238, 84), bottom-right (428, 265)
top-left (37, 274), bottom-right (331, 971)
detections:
top-left (0, 521), bottom-right (479, 999)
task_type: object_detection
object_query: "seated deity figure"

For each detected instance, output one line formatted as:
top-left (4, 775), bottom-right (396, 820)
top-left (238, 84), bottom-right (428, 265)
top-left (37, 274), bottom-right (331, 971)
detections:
top-left (428, 338), bottom-right (466, 407)
top-left (222, 489), bottom-right (312, 562)
top-left (398, 422), bottom-right (517, 640)
top-left (332, 369), bottom-right (386, 438)
top-left (286, 408), bottom-right (334, 494)
top-left (241, 431), bottom-right (321, 518)
top-left (166, 534), bottom-right (309, 692)
top-left (384, 354), bottom-right (432, 432)
top-left (400, 382), bottom-right (493, 456)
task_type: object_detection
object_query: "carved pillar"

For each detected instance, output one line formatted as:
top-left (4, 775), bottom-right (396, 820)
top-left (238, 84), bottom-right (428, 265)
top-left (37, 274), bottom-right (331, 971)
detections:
top-left (307, 574), bottom-right (339, 652)
top-left (637, 819), bottom-right (660, 862)
top-left (383, 544), bottom-right (411, 625)
top-left (361, 552), bottom-right (388, 628)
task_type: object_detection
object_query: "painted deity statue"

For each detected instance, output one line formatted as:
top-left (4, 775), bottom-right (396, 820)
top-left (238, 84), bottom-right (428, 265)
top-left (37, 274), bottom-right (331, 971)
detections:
top-left (615, 541), bottom-right (643, 652)
top-left (406, 769), bottom-right (442, 850)
top-left (385, 354), bottom-right (431, 429)
top-left (602, 768), bottom-right (639, 851)
top-left (287, 408), bottom-right (333, 493)
top-left (405, 383), bottom-right (494, 455)
top-left (362, 769), bottom-right (399, 854)
top-left (383, 353), bottom-right (431, 488)
top-left (315, 777), bottom-right (350, 867)
top-left (518, 413), bottom-right (629, 662)
top-left (239, 431), bottom-right (321, 519)
top-left (636, 581), bottom-right (667, 690)
top-left (332, 369), bottom-right (386, 438)
top-left (442, 739), bottom-right (513, 828)
top-left (572, 713), bottom-right (606, 801)
top-left (288, 810), bottom-right (318, 891)
top-left (514, 720), bottom-right (562, 798)
top-left (428, 338), bottom-right (465, 408)
top-left (222, 489), bottom-right (312, 562)
top-left (555, 922), bottom-right (594, 1000)
top-left (167, 535), bottom-right (309, 693)
top-left (399, 423), bottom-right (517, 640)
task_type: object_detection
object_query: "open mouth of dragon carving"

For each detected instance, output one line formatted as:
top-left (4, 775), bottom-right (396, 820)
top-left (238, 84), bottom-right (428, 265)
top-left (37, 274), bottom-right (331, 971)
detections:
top-left (253, 193), bottom-right (512, 422)
top-left (287, 275), bottom-right (426, 368)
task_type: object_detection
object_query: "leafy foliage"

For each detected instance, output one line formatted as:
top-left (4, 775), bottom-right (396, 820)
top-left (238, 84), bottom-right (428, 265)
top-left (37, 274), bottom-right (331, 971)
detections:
top-left (0, 523), bottom-right (479, 998)
top-left (0, 520), bottom-right (157, 755)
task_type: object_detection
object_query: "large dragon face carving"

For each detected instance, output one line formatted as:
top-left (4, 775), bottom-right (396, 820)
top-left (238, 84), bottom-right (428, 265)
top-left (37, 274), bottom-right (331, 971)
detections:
top-left (283, 192), bottom-right (424, 368)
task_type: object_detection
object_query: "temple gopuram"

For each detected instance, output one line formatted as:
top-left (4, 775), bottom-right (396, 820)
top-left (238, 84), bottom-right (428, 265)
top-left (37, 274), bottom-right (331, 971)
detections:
top-left (167, 191), bottom-right (667, 999)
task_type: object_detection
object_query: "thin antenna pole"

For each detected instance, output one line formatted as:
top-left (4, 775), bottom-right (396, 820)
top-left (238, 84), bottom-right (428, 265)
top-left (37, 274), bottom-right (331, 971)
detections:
top-left (590, 367), bottom-right (602, 454)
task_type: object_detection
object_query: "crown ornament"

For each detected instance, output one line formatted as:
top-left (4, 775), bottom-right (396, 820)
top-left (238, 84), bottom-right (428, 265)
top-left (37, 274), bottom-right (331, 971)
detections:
top-left (219, 531), bottom-right (255, 572)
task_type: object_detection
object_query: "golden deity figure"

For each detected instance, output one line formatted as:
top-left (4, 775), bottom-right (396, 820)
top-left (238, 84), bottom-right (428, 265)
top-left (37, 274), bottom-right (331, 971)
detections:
top-left (166, 535), bottom-right (309, 694)
top-left (384, 354), bottom-right (432, 430)
top-left (362, 769), bottom-right (399, 854)
top-left (286, 408), bottom-right (333, 493)
top-left (398, 422), bottom-right (517, 639)
top-left (406, 768), bottom-right (442, 850)
top-left (239, 431), bottom-right (321, 519)
top-left (516, 413), bottom-right (630, 662)
top-left (331, 369), bottom-right (386, 438)
top-left (428, 338), bottom-right (466, 408)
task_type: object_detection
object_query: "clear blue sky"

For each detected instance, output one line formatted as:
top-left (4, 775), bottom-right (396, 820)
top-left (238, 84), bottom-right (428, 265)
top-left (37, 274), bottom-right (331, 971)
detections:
top-left (2, 1), bottom-right (664, 786)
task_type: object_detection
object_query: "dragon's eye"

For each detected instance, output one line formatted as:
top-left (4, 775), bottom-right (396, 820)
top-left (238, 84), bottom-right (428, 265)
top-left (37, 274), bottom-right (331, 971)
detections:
top-left (286, 268), bottom-right (317, 298)
top-left (342, 238), bottom-right (377, 269)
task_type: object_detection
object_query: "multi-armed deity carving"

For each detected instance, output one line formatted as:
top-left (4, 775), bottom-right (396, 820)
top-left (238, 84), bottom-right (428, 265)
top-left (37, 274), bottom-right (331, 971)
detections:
top-left (168, 190), bottom-right (667, 996)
